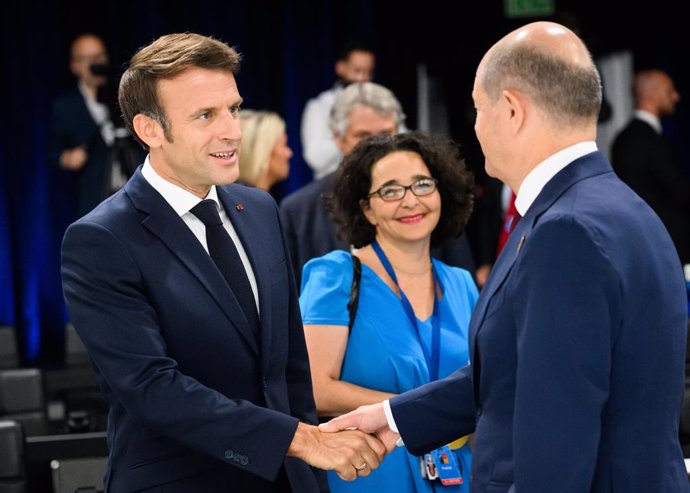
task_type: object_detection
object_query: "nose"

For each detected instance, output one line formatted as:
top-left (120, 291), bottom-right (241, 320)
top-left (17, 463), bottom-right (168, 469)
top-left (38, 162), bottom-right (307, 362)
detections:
top-left (399, 187), bottom-right (419, 207)
top-left (219, 111), bottom-right (242, 141)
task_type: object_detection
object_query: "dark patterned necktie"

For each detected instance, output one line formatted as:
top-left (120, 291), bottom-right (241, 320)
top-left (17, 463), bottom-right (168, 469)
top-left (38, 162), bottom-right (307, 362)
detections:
top-left (190, 199), bottom-right (259, 334)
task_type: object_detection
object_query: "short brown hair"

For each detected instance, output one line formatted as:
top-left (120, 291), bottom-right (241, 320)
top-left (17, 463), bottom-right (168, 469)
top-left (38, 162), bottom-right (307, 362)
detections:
top-left (118, 33), bottom-right (241, 146)
top-left (327, 131), bottom-right (474, 249)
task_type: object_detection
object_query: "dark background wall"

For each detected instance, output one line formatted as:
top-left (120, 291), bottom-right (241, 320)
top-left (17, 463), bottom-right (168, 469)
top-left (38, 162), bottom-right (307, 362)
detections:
top-left (1, 0), bottom-right (688, 365)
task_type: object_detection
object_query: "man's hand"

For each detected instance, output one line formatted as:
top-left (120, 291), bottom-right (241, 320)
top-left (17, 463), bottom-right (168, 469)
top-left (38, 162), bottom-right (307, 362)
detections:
top-left (319, 403), bottom-right (400, 452)
top-left (288, 422), bottom-right (386, 481)
top-left (60, 146), bottom-right (88, 170)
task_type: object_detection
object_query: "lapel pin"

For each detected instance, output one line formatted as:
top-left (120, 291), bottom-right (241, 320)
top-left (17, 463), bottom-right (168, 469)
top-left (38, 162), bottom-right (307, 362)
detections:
top-left (517, 234), bottom-right (526, 253)
top-left (235, 203), bottom-right (244, 212)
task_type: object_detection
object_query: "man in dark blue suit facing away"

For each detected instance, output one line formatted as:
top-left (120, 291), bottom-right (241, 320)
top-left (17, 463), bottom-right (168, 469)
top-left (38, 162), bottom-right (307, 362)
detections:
top-left (61, 33), bottom-right (385, 492)
top-left (322, 22), bottom-right (690, 492)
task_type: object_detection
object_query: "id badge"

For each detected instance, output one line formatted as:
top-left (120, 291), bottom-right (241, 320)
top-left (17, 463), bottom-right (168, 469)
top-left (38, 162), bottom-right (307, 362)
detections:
top-left (430, 445), bottom-right (463, 485)
top-left (421, 453), bottom-right (439, 480)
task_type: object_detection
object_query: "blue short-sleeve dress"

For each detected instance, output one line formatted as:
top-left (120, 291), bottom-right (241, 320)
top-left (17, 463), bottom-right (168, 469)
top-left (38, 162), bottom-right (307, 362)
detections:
top-left (299, 250), bottom-right (478, 493)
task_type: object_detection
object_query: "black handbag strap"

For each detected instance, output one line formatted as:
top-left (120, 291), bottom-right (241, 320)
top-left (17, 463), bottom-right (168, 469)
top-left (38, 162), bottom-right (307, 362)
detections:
top-left (346, 254), bottom-right (362, 332)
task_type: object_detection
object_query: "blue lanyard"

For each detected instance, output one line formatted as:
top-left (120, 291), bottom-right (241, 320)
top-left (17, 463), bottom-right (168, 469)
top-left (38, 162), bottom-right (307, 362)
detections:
top-left (372, 239), bottom-right (442, 381)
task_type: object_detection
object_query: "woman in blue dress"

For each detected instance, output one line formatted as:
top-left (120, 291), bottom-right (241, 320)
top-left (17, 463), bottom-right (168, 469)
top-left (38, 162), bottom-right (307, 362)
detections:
top-left (299, 131), bottom-right (478, 492)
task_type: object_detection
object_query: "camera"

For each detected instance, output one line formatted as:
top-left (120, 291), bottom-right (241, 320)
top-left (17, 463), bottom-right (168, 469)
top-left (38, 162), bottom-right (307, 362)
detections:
top-left (89, 63), bottom-right (145, 193)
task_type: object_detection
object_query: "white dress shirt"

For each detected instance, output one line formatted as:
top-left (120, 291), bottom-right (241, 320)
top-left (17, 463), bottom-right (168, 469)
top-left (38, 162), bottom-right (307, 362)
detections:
top-left (383, 140), bottom-right (599, 442)
top-left (78, 80), bottom-right (115, 146)
top-left (141, 157), bottom-right (260, 312)
top-left (300, 85), bottom-right (344, 179)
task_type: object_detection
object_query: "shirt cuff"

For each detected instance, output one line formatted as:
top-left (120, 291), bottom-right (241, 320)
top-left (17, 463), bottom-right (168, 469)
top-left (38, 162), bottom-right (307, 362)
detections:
top-left (383, 399), bottom-right (405, 447)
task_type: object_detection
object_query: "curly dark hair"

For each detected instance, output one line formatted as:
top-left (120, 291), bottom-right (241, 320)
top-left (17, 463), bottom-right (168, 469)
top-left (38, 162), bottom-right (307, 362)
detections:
top-left (326, 131), bottom-right (474, 249)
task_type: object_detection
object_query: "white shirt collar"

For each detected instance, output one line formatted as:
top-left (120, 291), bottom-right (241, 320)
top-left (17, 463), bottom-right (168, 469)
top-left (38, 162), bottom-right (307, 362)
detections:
top-left (141, 156), bottom-right (220, 215)
top-left (635, 110), bottom-right (662, 134)
top-left (514, 141), bottom-right (598, 216)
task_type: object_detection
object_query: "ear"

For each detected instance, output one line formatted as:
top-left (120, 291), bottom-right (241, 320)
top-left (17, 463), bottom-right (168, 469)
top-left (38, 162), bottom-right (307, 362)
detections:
top-left (501, 89), bottom-right (527, 135)
top-left (335, 60), bottom-right (347, 78)
top-left (332, 131), bottom-right (347, 154)
top-left (360, 198), bottom-right (377, 226)
top-left (133, 113), bottom-right (164, 149)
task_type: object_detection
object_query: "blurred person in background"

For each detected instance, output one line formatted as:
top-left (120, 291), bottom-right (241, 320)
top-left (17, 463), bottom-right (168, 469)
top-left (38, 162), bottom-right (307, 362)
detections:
top-left (612, 69), bottom-right (689, 265)
top-left (301, 41), bottom-right (375, 179)
top-left (239, 110), bottom-right (292, 191)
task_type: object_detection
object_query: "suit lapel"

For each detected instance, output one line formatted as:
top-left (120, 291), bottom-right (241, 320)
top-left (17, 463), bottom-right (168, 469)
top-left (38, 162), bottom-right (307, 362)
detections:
top-left (125, 171), bottom-right (259, 355)
top-left (217, 187), bottom-right (273, 362)
top-left (469, 152), bottom-right (612, 365)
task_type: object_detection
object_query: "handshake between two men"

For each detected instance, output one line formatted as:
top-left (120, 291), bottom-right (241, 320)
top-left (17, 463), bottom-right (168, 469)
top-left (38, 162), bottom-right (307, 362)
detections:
top-left (288, 403), bottom-right (396, 481)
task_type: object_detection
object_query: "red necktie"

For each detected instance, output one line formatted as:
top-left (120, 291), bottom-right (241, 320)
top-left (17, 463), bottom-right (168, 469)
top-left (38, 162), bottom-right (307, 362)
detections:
top-left (496, 192), bottom-right (520, 256)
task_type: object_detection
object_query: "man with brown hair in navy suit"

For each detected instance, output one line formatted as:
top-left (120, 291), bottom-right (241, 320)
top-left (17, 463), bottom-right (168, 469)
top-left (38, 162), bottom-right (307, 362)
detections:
top-left (61, 32), bottom-right (384, 492)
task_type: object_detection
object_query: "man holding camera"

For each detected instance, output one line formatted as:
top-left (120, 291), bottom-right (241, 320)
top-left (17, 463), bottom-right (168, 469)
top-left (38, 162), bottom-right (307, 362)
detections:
top-left (48, 33), bottom-right (119, 218)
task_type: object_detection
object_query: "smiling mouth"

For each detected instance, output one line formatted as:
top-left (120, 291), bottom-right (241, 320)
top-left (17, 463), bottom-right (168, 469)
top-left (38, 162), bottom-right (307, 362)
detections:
top-left (210, 150), bottom-right (236, 158)
top-left (398, 214), bottom-right (425, 223)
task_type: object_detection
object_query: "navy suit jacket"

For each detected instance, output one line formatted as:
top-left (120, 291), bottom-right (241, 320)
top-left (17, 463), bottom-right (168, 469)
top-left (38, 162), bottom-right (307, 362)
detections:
top-left (61, 169), bottom-right (326, 492)
top-left (49, 88), bottom-right (112, 217)
top-left (279, 172), bottom-right (477, 287)
top-left (390, 152), bottom-right (689, 492)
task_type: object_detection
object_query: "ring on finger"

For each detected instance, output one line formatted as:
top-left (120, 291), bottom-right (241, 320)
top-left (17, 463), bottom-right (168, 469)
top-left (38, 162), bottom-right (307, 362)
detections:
top-left (355, 462), bottom-right (367, 472)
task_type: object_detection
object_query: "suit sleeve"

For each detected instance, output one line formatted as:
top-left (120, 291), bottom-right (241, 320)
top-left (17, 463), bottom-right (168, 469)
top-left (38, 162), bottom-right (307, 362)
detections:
top-left (273, 202), bottom-right (320, 426)
top-left (510, 217), bottom-right (619, 491)
top-left (390, 364), bottom-right (476, 456)
top-left (61, 219), bottom-right (300, 481)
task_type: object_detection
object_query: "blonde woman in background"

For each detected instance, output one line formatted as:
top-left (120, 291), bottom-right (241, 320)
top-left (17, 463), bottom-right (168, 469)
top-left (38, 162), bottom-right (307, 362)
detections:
top-left (239, 110), bottom-right (292, 190)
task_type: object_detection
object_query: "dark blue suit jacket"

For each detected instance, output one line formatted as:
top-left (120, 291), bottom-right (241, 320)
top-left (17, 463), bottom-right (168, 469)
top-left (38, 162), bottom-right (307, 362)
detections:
top-left (279, 172), bottom-right (477, 287)
top-left (49, 88), bottom-right (112, 217)
top-left (390, 152), bottom-right (689, 492)
top-left (61, 169), bottom-right (326, 492)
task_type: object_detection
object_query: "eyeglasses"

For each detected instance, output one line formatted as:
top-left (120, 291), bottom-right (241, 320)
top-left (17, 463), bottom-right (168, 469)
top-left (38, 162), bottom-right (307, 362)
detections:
top-left (367, 178), bottom-right (438, 202)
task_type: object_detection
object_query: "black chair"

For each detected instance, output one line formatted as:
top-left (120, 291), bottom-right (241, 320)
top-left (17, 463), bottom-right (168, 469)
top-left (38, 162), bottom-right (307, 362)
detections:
top-left (0, 369), bottom-right (46, 436)
top-left (50, 456), bottom-right (106, 493)
top-left (0, 328), bottom-right (19, 369)
top-left (0, 420), bottom-right (26, 493)
top-left (44, 325), bottom-right (106, 422)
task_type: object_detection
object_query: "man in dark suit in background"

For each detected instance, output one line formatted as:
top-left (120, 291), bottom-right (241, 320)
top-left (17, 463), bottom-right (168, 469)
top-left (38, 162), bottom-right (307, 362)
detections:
top-left (280, 82), bottom-right (476, 287)
top-left (61, 33), bottom-right (384, 492)
top-left (612, 69), bottom-right (689, 265)
top-left (49, 34), bottom-right (116, 218)
top-left (323, 22), bottom-right (689, 492)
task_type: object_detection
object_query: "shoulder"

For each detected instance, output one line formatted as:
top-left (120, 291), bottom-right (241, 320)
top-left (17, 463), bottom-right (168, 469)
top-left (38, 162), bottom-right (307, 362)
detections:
top-left (303, 250), bottom-right (352, 275)
top-left (307, 87), bottom-right (338, 107)
top-left (53, 88), bottom-right (84, 110)
top-left (433, 260), bottom-right (478, 294)
top-left (300, 251), bottom-right (353, 295)
top-left (280, 176), bottom-right (331, 211)
top-left (221, 183), bottom-right (278, 211)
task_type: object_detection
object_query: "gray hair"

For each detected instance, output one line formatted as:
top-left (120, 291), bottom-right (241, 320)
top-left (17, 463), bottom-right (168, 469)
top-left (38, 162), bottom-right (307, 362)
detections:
top-left (481, 43), bottom-right (602, 128)
top-left (329, 82), bottom-right (406, 138)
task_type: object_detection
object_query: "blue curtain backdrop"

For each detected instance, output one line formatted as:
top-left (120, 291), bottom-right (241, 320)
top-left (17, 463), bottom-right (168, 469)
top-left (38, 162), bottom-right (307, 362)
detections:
top-left (1, 0), bottom-right (688, 365)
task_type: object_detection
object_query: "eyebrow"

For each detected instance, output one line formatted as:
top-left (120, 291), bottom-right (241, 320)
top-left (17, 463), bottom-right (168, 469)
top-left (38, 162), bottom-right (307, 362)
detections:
top-left (189, 99), bottom-right (244, 119)
top-left (377, 174), bottom-right (432, 187)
